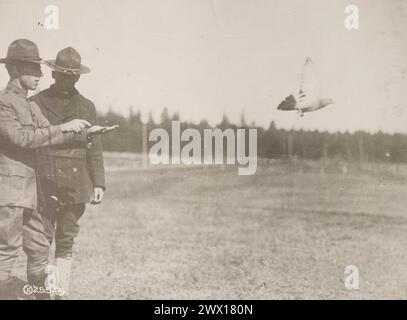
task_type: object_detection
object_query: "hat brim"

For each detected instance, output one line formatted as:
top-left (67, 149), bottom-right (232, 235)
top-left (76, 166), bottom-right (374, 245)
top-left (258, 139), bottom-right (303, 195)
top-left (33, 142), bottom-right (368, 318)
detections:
top-left (0, 57), bottom-right (43, 64)
top-left (45, 60), bottom-right (90, 75)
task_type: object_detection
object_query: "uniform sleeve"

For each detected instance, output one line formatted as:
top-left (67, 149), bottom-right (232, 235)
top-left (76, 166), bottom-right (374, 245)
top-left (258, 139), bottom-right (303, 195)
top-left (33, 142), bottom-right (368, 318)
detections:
top-left (86, 103), bottom-right (106, 189)
top-left (0, 101), bottom-right (86, 148)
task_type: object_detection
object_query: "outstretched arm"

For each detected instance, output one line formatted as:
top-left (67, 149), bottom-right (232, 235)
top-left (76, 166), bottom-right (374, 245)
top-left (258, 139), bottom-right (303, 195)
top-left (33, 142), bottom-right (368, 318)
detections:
top-left (0, 102), bottom-right (87, 148)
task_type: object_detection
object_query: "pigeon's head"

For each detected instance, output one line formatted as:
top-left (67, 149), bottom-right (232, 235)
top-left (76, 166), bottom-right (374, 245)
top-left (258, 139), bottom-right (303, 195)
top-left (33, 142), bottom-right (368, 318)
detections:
top-left (319, 98), bottom-right (334, 108)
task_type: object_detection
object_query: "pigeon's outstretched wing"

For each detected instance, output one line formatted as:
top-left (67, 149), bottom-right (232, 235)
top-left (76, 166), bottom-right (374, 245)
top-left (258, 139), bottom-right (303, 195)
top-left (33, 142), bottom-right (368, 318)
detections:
top-left (276, 57), bottom-right (333, 114)
top-left (298, 57), bottom-right (320, 108)
top-left (277, 94), bottom-right (297, 110)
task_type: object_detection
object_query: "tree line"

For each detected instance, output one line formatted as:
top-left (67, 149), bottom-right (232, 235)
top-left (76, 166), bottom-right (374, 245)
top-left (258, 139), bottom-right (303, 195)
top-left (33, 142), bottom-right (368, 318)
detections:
top-left (97, 108), bottom-right (407, 163)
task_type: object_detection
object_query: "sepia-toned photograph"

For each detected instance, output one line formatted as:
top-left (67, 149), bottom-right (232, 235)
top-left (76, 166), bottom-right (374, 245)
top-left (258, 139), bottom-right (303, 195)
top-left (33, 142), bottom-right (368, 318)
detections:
top-left (0, 0), bottom-right (406, 305)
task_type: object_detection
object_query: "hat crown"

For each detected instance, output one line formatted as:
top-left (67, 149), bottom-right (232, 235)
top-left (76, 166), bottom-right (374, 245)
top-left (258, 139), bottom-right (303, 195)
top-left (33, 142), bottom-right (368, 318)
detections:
top-left (5, 39), bottom-right (41, 61)
top-left (45, 46), bottom-right (90, 74)
top-left (55, 47), bottom-right (81, 70)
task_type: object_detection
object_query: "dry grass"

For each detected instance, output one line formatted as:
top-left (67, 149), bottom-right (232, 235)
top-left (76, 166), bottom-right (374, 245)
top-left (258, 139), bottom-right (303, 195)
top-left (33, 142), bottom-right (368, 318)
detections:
top-left (13, 157), bottom-right (407, 299)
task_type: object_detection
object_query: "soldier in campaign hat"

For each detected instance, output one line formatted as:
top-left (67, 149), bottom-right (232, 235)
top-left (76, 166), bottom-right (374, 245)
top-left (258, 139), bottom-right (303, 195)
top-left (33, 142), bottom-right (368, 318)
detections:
top-left (31, 47), bottom-right (109, 299)
top-left (0, 39), bottom-right (110, 299)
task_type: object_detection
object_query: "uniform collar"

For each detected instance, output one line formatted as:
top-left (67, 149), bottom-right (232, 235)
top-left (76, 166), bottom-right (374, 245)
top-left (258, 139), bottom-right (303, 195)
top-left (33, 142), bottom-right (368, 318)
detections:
top-left (48, 84), bottom-right (79, 99)
top-left (37, 85), bottom-right (80, 120)
top-left (6, 82), bottom-right (28, 98)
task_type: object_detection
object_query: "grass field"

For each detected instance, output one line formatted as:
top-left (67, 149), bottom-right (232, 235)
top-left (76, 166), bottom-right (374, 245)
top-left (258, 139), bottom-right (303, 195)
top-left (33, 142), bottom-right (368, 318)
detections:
top-left (14, 157), bottom-right (407, 299)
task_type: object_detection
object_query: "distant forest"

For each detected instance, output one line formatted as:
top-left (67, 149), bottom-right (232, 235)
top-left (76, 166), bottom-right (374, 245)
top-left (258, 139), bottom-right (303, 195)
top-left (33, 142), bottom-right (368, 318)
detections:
top-left (97, 108), bottom-right (407, 163)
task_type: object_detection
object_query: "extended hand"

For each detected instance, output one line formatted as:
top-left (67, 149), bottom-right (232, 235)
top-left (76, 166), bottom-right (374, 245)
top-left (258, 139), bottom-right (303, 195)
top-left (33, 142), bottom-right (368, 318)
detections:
top-left (91, 187), bottom-right (105, 205)
top-left (60, 119), bottom-right (91, 133)
top-left (87, 125), bottom-right (119, 136)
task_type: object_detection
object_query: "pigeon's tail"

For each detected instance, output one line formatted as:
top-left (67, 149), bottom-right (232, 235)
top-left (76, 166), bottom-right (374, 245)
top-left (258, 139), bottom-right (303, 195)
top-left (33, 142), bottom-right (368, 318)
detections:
top-left (277, 94), bottom-right (297, 111)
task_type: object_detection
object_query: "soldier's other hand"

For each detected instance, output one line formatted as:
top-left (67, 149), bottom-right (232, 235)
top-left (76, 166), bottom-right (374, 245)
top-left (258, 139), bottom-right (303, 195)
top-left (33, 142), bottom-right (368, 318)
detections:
top-left (60, 119), bottom-right (91, 133)
top-left (91, 187), bottom-right (105, 205)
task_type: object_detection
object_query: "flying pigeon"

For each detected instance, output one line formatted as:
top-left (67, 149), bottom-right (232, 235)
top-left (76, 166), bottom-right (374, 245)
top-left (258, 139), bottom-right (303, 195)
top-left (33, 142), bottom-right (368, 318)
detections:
top-left (277, 57), bottom-right (333, 116)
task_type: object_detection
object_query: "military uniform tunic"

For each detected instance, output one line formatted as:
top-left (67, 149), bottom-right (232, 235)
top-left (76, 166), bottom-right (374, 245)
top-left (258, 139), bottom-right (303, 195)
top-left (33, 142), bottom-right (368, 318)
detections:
top-left (31, 85), bottom-right (105, 208)
top-left (0, 82), bottom-right (85, 284)
top-left (30, 85), bottom-right (105, 258)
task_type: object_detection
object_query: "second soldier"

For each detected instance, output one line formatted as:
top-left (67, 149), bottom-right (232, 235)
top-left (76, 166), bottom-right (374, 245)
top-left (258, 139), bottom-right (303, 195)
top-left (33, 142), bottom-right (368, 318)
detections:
top-left (30, 47), bottom-right (106, 299)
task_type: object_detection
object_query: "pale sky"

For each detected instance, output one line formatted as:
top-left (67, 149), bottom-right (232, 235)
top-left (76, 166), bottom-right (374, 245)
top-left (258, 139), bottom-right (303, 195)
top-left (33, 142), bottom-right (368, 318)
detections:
top-left (0, 0), bottom-right (406, 133)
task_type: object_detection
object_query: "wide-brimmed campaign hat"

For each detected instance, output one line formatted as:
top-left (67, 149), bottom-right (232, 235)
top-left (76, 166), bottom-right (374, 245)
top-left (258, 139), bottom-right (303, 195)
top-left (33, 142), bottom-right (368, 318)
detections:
top-left (0, 39), bottom-right (43, 64)
top-left (45, 47), bottom-right (90, 75)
